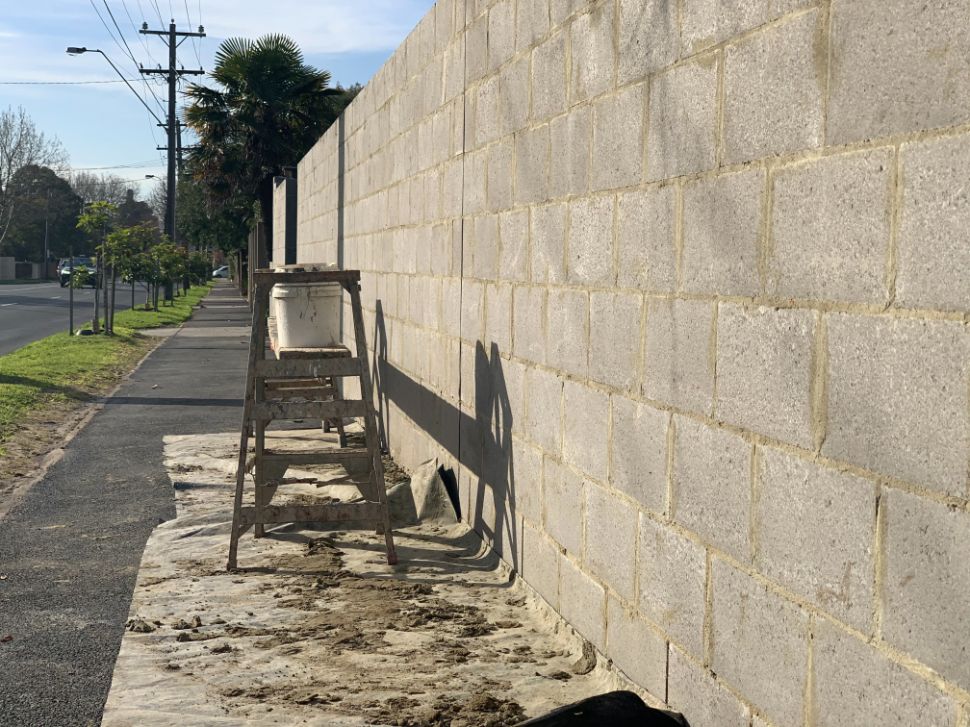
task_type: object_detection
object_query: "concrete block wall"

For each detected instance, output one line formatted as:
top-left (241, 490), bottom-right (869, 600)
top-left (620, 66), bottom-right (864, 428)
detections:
top-left (295, 1), bottom-right (970, 724)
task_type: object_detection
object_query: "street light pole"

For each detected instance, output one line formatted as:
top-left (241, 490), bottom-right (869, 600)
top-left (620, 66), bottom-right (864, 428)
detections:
top-left (43, 189), bottom-right (50, 279)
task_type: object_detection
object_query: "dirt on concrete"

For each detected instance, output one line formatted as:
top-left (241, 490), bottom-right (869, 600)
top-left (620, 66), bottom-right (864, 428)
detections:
top-left (101, 430), bottom-right (645, 726)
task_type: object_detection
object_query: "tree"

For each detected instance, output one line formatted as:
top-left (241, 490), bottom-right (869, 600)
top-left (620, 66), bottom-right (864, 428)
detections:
top-left (76, 201), bottom-right (117, 334)
top-left (1, 165), bottom-right (84, 261)
top-left (70, 171), bottom-right (128, 206)
top-left (102, 221), bottom-right (157, 331)
top-left (0, 107), bottom-right (68, 246)
top-left (184, 35), bottom-right (345, 274)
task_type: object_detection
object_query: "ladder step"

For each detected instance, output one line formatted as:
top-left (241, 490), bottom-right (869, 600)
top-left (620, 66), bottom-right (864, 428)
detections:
top-left (262, 448), bottom-right (370, 466)
top-left (255, 357), bottom-right (362, 379)
top-left (238, 501), bottom-right (383, 527)
top-left (252, 399), bottom-right (367, 422)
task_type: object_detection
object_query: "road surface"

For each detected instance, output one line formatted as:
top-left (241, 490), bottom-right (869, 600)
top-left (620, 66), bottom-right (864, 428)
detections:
top-left (0, 281), bottom-right (152, 356)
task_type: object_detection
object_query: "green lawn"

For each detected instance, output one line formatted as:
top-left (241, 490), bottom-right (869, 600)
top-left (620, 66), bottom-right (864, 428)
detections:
top-left (106, 283), bottom-right (213, 330)
top-left (0, 282), bottom-right (213, 445)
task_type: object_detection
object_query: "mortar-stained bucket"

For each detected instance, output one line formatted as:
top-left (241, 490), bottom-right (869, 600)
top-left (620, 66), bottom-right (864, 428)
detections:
top-left (272, 281), bottom-right (341, 349)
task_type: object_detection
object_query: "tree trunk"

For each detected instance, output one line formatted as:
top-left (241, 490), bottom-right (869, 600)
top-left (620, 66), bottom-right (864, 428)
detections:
top-left (109, 267), bottom-right (117, 334)
top-left (92, 253), bottom-right (102, 334)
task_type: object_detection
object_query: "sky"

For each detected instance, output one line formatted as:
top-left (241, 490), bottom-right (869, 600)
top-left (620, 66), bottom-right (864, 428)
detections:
top-left (0, 0), bottom-right (434, 197)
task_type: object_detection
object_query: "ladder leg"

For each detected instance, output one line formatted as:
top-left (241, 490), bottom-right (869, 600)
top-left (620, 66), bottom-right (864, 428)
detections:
top-left (347, 282), bottom-right (397, 565)
top-left (254, 417), bottom-right (267, 538)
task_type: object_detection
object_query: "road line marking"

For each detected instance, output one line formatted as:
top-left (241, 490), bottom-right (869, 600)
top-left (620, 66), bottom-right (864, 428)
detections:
top-left (0, 303), bottom-right (15, 307)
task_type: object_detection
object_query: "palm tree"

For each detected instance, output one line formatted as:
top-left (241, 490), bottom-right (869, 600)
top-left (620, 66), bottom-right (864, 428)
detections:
top-left (184, 35), bottom-right (344, 269)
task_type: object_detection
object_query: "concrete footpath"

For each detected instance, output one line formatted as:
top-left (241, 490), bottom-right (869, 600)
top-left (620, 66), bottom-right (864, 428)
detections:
top-left (0, 284), bottom-right (250, 726)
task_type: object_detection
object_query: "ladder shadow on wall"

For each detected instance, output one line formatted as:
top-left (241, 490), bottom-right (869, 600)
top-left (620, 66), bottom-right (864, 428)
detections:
top-left (371, 301), bottom-right (520, 569)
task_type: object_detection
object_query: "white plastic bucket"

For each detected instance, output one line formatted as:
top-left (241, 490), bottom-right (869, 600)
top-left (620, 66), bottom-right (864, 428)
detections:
top-left (272, 282), bottom-right (342, 348)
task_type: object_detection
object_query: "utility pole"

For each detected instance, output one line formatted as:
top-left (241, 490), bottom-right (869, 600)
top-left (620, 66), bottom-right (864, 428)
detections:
top-left (139, 19), bottom-right (204, 299)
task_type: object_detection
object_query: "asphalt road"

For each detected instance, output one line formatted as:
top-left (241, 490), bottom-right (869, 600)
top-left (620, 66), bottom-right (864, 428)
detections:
top-left (0, 284), bottom-right (250, 726)
top-left (0, 282), bottom-right (97, 356)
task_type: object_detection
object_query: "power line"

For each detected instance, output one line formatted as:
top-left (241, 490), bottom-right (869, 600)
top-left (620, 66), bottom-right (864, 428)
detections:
top-left (148, 0), bottom-right (165, 26)
top-left (59, 160), bottom-right (162, 170)
top-left (0, 78), bottom-right (144, 85)
top-left (101, 0), bottom-right (140, 67)
top-left (89, 0), bottom-right (137, 67)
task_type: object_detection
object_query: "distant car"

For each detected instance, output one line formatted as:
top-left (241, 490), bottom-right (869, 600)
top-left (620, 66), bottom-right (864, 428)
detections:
top-left (59, 257), bottom-right (97, 288)
top-left (212, 265), bottom-right (230, 279)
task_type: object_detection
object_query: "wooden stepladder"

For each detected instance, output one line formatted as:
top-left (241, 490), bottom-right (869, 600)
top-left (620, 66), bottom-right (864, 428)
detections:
top-left (227, 268), bottom-right (397, 570)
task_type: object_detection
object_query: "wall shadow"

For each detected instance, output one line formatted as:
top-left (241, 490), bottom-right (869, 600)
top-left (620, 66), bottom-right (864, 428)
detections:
top-left (372, 301), bottom-right (519, 567)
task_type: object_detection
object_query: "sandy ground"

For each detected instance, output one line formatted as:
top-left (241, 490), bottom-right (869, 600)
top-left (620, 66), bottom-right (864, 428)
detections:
top-left (102, 429), bottom-right (639, 726)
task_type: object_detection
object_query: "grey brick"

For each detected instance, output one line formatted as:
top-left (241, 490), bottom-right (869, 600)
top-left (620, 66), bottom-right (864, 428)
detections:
top-left (550, 0), bottom-right (585, 26)
top-left (550, 107), bottom-right (591, 198)
top-left (510, 436), bottom-right (542, 532)
top-left (606, 597), bottom-right (667, 696)
top-left (468, 215), bottom-right (500, 279)
top-left (672, 416), bottom-right (752, 561)
top-left (523, 367), bottom-right (562, 453)
top-left (487, 137), bottom-right (514, 211)
top-left (897, 133), bottom-right (970, 312)
top-left (516, 0), bottom-right (550, 52)
top-left (531, 29), bottom-right (567, 122)
top-left (667, 646), bottom-right (749, 727)
top-left (638, 515), bottom-right (707, 659)
top-left (646, 56), bottom-right (718, 180)
top-left (610, 396), bottom-right (667, 512)
top-left (589, 291), bottom-right (643, 391)
top-left (883, 489), bottom-right (970, 689)
top-left (463, 148), bottom-right (487, 214)
top-left (485, 282), bottom-right (513, 353)
top-left (512, 285), bottom-right (546, 364)
top-left (530, 202), bottom-right (567, 284)
top-left (542, 456), bottom-right (584, 555)
top-left (616, 185), bottom-right (677, 293)
top-left (560, 556), bottom-right (607, 651)
top-left (618, 0), bottom-right (679, 85)
top-left (716, 304), bottom-right (816, 449)
top-left (813, 619), bottom-right (957, 727)
top-left (499, 208), bottom-right (529, 282)
top-left (823, 315), bottom-right (968, 495)
top-left (499, 56), bottom-right (532, 136)
top-left (681, 0), bottom-right (775, 54)
top-left (567, 195), bottom-right (615, 286)
top-left (643, 298), bottom-right (715, 416)
top-left (711, 558), bottom-right (809, 727)
top-left (475, 73), bottom-right (502, 146)
top-left (769, 149), bottom-right (892, 304)
top-left (591, 84), bottom-right (646, 191)
top-left (755, 448), bottom-right (876, 631)
top-left (828, 0), bottom-right (970, 145)
top-left (585, 484), bottom-right (638, 600)
top-left (515, 124), bottom-right (551, 204)
top-left (546, 288), bottom-right (589, 379)
top-left (487, 0), bottom-right (516, 73)
top-left (569, 2), bottom-right (615, 103)
top-left (723, 11), bottom-right (824, 163)
top-left (520, 521), bottom-right (560, 609)
top-left (563, 381), bottom-right (610, 482)
top-left (461, 279), bottom-right (485, 343)
top-left (465, 14), bottom-right (489, 83)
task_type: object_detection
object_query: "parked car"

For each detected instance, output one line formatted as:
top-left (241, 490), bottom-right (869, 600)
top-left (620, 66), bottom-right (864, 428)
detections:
top-left (59, 257), bottom-right (97, 288)
top-left (212, 265), bottom-right (230, 279)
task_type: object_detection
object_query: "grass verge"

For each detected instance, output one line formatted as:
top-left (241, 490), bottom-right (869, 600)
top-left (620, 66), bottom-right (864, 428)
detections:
top-left (0, 282), bottom-right (212, 463)
top-left (88, 282), bottom-right (213, 331)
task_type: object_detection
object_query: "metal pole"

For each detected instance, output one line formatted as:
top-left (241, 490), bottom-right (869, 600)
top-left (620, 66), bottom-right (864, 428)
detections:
top-left (164, 21), bottom-right (177, 302)
top-left (43, 190), bottom-right (50, 280)
top-left (68, 245), bottom-right (74, 335)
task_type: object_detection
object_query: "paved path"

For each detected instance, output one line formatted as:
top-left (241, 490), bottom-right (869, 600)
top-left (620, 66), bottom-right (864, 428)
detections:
top-left (0, 284), bottom-right (250, 726)
top-left (0, 282), bottom-right (101, 356)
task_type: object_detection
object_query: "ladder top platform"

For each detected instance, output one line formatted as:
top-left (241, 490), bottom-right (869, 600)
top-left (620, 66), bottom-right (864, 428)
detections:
top-left (253, 267), bottom-right (360, 286)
